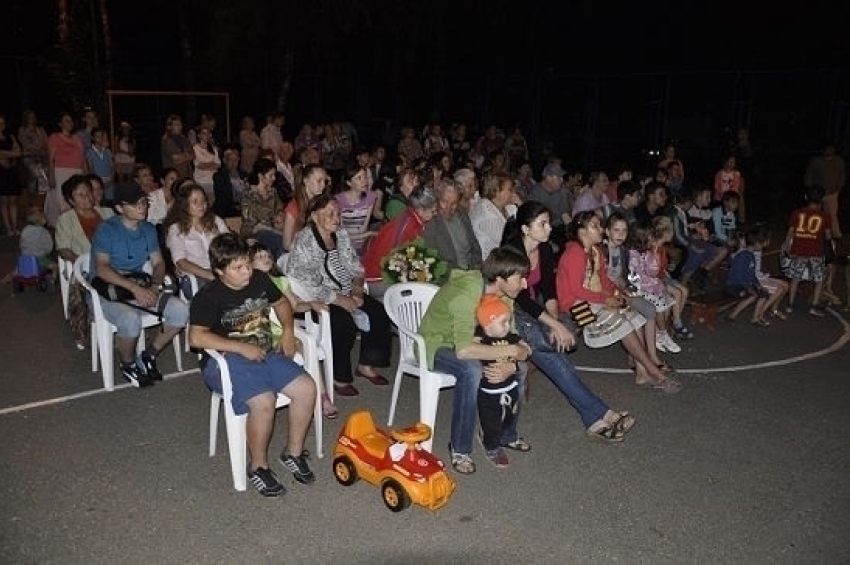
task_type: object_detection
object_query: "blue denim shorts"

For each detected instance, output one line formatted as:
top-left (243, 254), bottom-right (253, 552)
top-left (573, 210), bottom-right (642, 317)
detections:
top-left (202, 351), bottom-right (305, 415)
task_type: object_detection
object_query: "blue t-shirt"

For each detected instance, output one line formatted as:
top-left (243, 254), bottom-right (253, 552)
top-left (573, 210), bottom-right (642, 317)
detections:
top-left (725, 249), bottom-right (758, 289)
top-left (86, 146), bottom-right (114, 179)
top-left (90, 215), bottom-right (159, 276)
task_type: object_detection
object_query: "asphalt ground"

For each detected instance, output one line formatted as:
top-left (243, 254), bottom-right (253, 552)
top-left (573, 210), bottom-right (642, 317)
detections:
top-left (1, 236), bottom-right (849, 565)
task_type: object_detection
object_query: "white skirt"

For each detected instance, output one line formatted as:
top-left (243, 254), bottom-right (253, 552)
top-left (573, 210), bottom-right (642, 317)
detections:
top-left (632, 289), bottom-right (675, 313)
top-left (583, 303), bottom-right (647, 349)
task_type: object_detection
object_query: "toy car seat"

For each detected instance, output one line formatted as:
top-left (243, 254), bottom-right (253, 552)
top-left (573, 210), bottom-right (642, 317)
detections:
top-left (13, 254), bottom-right (49, 293)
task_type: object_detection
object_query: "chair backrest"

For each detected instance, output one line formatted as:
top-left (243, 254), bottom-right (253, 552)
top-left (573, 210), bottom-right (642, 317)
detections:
top-left (383, 282), bottom-right (440, 363)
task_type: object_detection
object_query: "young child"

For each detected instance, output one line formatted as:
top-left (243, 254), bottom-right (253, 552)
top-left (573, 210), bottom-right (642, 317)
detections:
top-left (249, 241), bottom-right (338, 419)
top-left (85, 127), bottom-right (115, 202)
top-left (132, 163), bottom-right (169, 226)
top-left (781, 185), bottom-right (832, 316)
top-left (2, 207), bottom-right (57, 285)
top-left (474, 293), bottom-right (522, 468)
top-left (751, 225), bottom-right (789, 320)
top-left (725, 227), bottom-right (784, 325)
top-left (628, 217), bottom-right (689, 353)
top-left (711, 190), bottom-right (740, 247)
top-left (603, 212), bottom-right (670, 372)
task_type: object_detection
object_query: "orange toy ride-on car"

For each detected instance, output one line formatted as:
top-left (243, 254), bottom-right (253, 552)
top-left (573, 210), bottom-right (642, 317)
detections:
top-left (333, 410), bottom-right (457, 512)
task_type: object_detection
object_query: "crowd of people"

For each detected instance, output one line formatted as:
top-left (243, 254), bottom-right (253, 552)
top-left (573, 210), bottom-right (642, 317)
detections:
top-left (0, 106), bottom-right (847, 495)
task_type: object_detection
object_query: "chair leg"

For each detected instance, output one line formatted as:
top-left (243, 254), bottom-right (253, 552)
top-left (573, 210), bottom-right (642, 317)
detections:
top-left (99, 327), bottom-right (115, 391)
top-left (172, 334), bottom-right (183, 372)
top-left (209, 393), bottom-right (221, 457)
top-left (90, 322), bottom-right (99, 372)
top-left (386, 367), bottom-right (406, 426)
top-left (223, 403), bottom-right (248, 492)
top-left (419, 377), bottom-right (442, 453)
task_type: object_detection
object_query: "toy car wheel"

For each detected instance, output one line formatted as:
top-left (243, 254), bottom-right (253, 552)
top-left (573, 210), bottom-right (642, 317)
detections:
top-left (381, 479), bottom-right (410, 512)
top-left (332, 456), bottom-right (358, 486)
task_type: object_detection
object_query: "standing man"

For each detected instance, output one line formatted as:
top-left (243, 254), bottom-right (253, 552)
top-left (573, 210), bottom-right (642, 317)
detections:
top-left (161, 114), bottom-right (194, 179)
top-left (805, 141), bottom-right (845, 240)
top-left (260, 113), bottom-right (286, 163)
top-left (90, 182), bottom-right (189, 387)
top-left (527, 163), bottom-right (572, 249)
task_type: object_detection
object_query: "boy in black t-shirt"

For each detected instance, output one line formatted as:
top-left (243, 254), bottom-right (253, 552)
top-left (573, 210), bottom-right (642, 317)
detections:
top-left (189, 233), bottom-right (317, 497)
top-left (474, 293), bottom-right (522, 469)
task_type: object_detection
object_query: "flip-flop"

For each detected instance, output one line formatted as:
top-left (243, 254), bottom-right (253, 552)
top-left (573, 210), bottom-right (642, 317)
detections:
top-left (750, 318), bottom-right (770, 327)
top-left (501, 438), bottom-right (532, 452)
top-left (587, 424), bottom-right (625, 443)
top-left (608, 411), bottom-right (636, 434)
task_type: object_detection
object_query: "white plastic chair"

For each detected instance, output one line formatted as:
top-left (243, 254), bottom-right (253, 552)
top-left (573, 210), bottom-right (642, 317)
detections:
top-left (207, 324), bottom-right (324, 491)
top-left (179, 273), bottom-right (201, 352)
top-left (383, 282), bottom-right (456, 452)
top-left (58, 256), bottom-right (72, 319)
top-left (73, 253), bottom-right (184, 390)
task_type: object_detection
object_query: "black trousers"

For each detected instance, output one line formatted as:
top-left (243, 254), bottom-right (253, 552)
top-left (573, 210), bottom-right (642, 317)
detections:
top-left (478, 385), bottom-right (519, 451)
top-left (328, 294), bottom-right (392, 384)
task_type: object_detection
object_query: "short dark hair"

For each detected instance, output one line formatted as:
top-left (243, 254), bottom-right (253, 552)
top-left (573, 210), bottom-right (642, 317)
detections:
top-left (61, 174), bottom-right (93, 205)
top-left (481, 246), bottom-right (529, 283)
top-left (617, 180), bottom-right (641, 201)
top-left (805, 184), bottom-right (825, 204)
top-left (208, 233), bottom-right (249, 274)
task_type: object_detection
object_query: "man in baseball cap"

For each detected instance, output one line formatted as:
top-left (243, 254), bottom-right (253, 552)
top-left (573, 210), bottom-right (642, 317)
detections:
top-left (89, 181), bottom-right (188, 388)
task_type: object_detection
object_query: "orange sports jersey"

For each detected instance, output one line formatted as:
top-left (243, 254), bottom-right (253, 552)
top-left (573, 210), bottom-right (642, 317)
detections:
top-left (788, 208), bottom-right (831, 257)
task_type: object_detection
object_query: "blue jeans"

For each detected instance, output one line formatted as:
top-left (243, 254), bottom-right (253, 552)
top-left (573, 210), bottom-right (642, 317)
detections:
top-left (515, 308), bottom-right (608, 428)
top-left (434, 347), bottom-right (525, 455)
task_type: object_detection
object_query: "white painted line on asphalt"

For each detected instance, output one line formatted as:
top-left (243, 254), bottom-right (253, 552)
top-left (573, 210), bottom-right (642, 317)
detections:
top-left (578, 308), bottom-right (849, 375)
top-left (0, 368), bottom-right (199, 416)
top-left (2, 308), bottom-right (847, 415)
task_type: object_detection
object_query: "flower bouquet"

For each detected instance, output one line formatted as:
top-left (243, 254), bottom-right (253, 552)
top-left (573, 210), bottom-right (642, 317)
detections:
top-left (381, 238), bottom-right (448, 284)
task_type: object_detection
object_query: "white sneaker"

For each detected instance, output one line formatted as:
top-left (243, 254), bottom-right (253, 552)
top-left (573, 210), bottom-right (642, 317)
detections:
top-left (656, 332), bottom-right (682, 353)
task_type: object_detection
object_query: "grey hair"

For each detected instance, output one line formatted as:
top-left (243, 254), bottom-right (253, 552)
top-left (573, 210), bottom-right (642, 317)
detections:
top-left (432, 178), bottom-right (460, 197)
top-left (408, 185), bottom-right (437, 210)
top-left (453, 168), bottom-right (475, 186)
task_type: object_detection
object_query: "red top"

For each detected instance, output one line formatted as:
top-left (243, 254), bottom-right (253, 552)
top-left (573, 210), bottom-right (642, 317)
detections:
top-left (788, 207), bottom-right (831, 257)
top-left (48, 133), bottom-right (86, 169)
top-left (362, 208), bottom-right (426, 280)
top-left (556, 241), bottom-right (616, 312)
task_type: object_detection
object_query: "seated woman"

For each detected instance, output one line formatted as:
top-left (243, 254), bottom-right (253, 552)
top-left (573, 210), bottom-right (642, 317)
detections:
top-left (335, 163), bottom-right (380, 254)
top-left (282, 164), bottom-right (330, 253)
top-left (240, 158), bottom-right (285, 259)
top-left (503, 202), bottom-right (635, 442)
top-left (55, 174), bottom-right (114, 349)
top-left (286, 193), bottom-right (393, 398)
top-left (361, 185), bottom-right (437, 292)
top-left (556, 211), bottom-right (681, 394)
top-left (164, 182), bottom-right (230, 298)
top-left (423, 177), bottom-right (482, 270)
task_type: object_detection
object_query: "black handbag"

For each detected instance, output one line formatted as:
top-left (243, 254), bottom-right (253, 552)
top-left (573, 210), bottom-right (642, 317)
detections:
top-left (91, 271), bottom-right (153, 302)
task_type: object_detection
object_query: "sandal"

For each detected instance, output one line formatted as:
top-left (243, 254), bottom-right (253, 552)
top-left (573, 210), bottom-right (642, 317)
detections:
top-left (750, 318), bottom-right (770, 327)
top-left (606, 411), bottom-right (636, 434)
top-left (333, 383), bottom-right (360, 397)
top-left (587, 424), bottom-right (625, 443)
top-left (770, 310), bottom-right (787, 321)
top-left (321, 393), bottom-right (338, 419)
top-left (449, 446), bottom-right (476, 475)
top-left (657, 362), bottom-right (674, 374)
top-left (653, 377), bottom-right (683, 395)
top-left (501, 438), bottom-right (532, 452)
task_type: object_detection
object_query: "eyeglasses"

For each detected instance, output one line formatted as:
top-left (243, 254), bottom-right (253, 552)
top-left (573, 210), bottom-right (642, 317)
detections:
top-left (125, 199), bottom-right (149, 208)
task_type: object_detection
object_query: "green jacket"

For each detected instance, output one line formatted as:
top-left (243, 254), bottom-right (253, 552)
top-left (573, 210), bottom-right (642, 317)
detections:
top-left (419, 269), bottom-right (484, 369)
